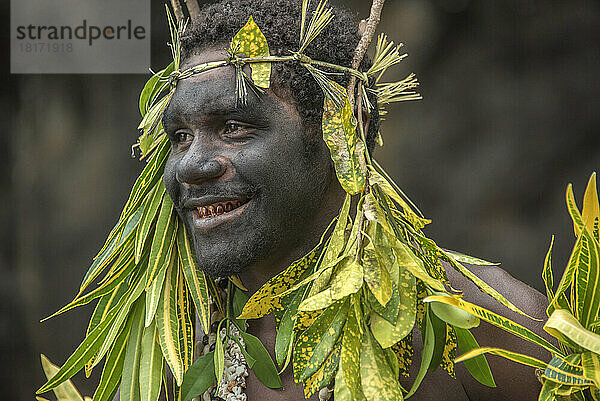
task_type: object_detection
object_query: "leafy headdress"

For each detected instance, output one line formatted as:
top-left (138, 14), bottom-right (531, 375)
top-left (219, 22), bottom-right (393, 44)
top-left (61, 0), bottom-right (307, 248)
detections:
top-left (37, 1), bottom-right (545, 400)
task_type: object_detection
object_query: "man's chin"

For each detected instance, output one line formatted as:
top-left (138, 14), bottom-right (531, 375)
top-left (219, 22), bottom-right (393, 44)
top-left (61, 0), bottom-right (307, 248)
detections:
top-left (190, 229), bottom-right (274, 279)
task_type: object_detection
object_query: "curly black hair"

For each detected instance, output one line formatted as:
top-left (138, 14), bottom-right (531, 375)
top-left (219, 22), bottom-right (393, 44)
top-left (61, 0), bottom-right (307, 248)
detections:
top-left (181, 0), bottom-right (379, 151)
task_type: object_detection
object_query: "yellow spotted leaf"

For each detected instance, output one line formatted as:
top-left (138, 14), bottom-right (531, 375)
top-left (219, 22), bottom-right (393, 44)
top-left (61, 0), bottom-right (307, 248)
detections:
top-left (363, 243), bottom-right (393, 307)
top-left (440, 324), bottom-right (457, 378)
top-left (239, 246), bottom-right (321, 319)
top-left (303, 341), bottom-right (341, 399)
top-left (341, 305), bottom-right (366, 401)
top-left (299, 258), bottom-right (363, 312)
top-left (391, 333), bottom-right (413, 377)
top-left (310, 195), bottom-right (351, 296)
top-left (370, 266), bottom-right (416, 348)
top-left (322, 90), bottom-right (366, 195)
top-left (229, 16), bottom-right (271, 88)
top-left (360, 330), bottom-right (404, 401)
top-left (293, 302), bottom-right (343, 385)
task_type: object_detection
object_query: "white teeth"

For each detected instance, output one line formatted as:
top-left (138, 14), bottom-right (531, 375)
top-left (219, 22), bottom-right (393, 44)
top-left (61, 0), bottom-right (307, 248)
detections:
top-left (196, 200), bottom-right (246, 219)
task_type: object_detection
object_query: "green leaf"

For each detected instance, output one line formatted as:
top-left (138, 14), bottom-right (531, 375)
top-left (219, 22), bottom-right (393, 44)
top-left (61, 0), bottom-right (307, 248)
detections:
top-left (120, 297), bottom-right (145, 401)
top-left (147, 195), bottom-right (177, 287)
top-left (543, 354), bottom-right (593, 386)
top-left (591, 386), bottom-right (600, 401)
top-left (391, 333), bottom-right (414, 378)
top-left (39, 355), bottom-right (84, 401)
top-left (92, 311), bottom-right (134, 401)
top-left (299, 258), bottom-right (363, 312)
top-left (368, 281), bottom-right (401, 325)
top-left (229, 16), bottom-right (271, 88)
top-left (146, 248), bottom-right (174, 327)
top-left (370, 266), bottom-right (415, 349)
top-left (406, 308), bottom-right (435, 398)
top-left (549, 232), bottom-right (583, 317)
top-left (428, 310), bottom-right (447, 372)
top-left (45, 256), bottom-right (136, 321)
top-left (321, 88), bottom-right (366, 195)
top-left (340, 303), bottom-right (366, 401)
top-left (542, 236), bottom-right (556, 305)
top-left (135, 181), bottom-right (166, 263)
top-left (424, 295), bottom-right (561, 355)
top-left (363, 243), bottom-right (393, 307)
top-left (91, 270), bottom-right (148, 370)
top-left (180, 351), bottom-right (216, 401)
top-left (441, 249), bottom-right (538, 320)
top-left (582, 172), bottom-right (600, 241)
top-left (388, 237), bottom-right (445, 292)
top-left (300, 301), bottom-right (349, 380)
top-left (360, 330), bottom-right (404, 401)
top-left (539, 379), bottom-right (560, 401)
top-left (240, 331), bottom-right (282, 388)
top-left (177, 224), bottom-right (210, 334)
top-left (369, 165), bottom-right (429, 228)
top-left (545, 309), bottom-right (600, 354)
top-left (444, 250), bottom-right (499, 266)
top-left (310, 194), bottom-right (351, 296)
top-left (454, 328), bottom-right (496, 387)
top-left (302, 341), bottom-right (341, 399)
top-left (575, 226), bottom-right (600, 327)
top-left (232, 286), bottom-right (249, 329)
top-left (37, 291), bottom-right (128, 394)
top-left (275, 289), bottom-right (302, 367)
top-left (86, 283), bottom-right (128, 340)
top-left (334, 362), bottom-right (354, 401)
top-left (294, 302), bottom-right (341, 382)
top-left (454, 346), bottom-right (546, 370)
top-left (581, 351), bottom-right (600, 387)
top-left (139, 62), bottom-right (174, 117)
top-left (139, 319), bottom-right (164, 401)
top-left (79, 207), bottom-right (143, 294)
top-left (426, 293), bottom-right (480, 329)
top-left (156, 260), bottom-right (184, 385)
top-left (214, 328), bottom-right (225, 384)
top-left (176, 268), bottom-right (195, 371)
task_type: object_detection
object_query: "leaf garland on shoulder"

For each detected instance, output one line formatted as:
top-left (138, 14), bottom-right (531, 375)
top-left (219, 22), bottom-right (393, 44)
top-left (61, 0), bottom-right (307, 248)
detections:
top-left (37, 2), bottom-right (542, 401)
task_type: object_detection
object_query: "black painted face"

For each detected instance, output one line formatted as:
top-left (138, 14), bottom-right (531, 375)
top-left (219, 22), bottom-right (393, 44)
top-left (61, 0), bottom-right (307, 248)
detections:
top-left (162, 48), bottom-right (339, 278)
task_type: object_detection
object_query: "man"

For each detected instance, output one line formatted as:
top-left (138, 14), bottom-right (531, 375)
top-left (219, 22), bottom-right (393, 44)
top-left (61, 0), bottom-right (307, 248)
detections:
top-left (158, 0), bottom-right (553, 400)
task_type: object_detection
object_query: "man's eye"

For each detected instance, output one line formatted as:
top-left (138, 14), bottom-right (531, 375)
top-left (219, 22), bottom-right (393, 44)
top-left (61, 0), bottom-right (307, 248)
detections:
top-left (223, 122), bottom-right (249, 138)
top-left (173, 131), bottom-right (193, 144)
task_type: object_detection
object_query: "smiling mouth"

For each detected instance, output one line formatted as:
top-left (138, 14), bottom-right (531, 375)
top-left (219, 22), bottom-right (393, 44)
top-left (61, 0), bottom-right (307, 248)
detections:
top-left (195, 199), bottom-right (249, 219)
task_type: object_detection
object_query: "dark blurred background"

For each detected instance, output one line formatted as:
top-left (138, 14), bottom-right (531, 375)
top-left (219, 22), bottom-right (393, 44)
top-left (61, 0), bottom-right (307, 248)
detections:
top-left (1, 0), bottom-right (599, 399)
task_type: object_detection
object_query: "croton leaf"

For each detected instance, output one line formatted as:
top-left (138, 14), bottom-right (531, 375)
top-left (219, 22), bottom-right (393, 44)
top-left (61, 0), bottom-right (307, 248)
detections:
top-left (340, 307), bottom-right (366, 401)
top-left (544, 309), bottom-right (600, 354)
top-left (229, 16), bottom-right (271, 88)
top-left (370, 266), bottom-right (415, 349)
top-left (425, 295), bottom-right (561, 355)
top-left (360, 330), bottom-right (404, 401)
top-left (238, 245), bottom-right (322, 319)
top-left (39, 355), bottom-right (84, 401)
top-left (321, 86), bottom-right (366, 195)
top-left (543, 354), bottom-right (593, 386)
top-left (294, 301), bottom-right (344, 383)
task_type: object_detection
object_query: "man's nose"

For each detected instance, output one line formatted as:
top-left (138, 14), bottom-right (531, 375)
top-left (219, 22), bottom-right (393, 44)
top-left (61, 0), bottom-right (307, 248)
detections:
top-left (175, 150), bottom-right (226, 186)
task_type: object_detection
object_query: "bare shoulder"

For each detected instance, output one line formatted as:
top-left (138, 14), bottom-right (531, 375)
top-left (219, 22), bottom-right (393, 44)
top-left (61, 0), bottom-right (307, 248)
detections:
top-left (445, 263), bottom-right (553, 401)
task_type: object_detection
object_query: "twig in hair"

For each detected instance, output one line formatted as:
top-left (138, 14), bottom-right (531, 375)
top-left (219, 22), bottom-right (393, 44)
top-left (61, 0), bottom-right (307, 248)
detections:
top-left (347, 0), bottom-right (386, 107)
top-left (169, 0), bottom-right (185, 22)
top-left (184, 0), bottom-right (201, 20)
